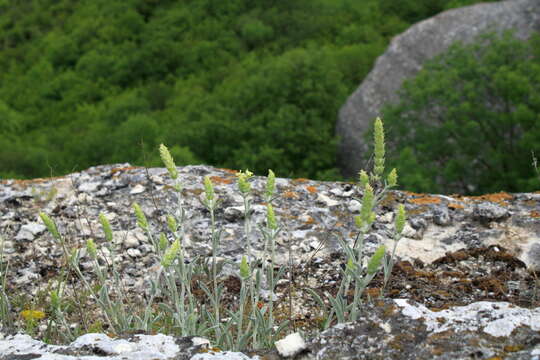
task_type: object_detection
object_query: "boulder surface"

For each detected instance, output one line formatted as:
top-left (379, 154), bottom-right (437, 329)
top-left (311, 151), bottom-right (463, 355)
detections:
top-left (337, 0), bottom-right (540, 178)
top-left (1, 164), bottom-right (539, 359)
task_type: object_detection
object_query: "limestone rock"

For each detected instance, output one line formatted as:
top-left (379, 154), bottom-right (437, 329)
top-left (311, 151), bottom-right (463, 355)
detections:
top-left (305, 299), bottom-right (540, 360)
top-left (337, 0), bottom-right (540, 178)
top-left (1, 164), bottom-right (539, 359)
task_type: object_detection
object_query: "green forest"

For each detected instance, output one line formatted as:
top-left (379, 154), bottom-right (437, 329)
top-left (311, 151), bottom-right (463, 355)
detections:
top-left (0, 0), bottom-right (504, 189)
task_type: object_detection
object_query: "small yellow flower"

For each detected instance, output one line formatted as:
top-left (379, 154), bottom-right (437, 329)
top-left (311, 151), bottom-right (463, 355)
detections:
top-left (236, 169), bottom-right (253, 194)
top-left (21, 310), bottom-right (46, 321)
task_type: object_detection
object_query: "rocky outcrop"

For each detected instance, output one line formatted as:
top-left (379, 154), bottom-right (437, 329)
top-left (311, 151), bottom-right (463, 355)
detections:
top-left (336, 0), bottom-right (540, 178)
top-left (2, 300), bottom-right (540, 359)
top-left (1, 164), bottom-right (539, 359)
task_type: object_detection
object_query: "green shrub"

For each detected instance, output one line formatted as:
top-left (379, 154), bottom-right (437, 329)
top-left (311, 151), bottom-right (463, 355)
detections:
top-left (382, 31), bottom-right (540, 195)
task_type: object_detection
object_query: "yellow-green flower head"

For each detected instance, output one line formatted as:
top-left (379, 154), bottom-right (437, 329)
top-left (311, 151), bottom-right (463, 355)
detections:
top-left (39, 212), bottom-right (61, 241)
top-left (240, 255), bottom-right (250, 278)
top-left (387, 168), bottom-right (398, 188)
top-left (358, 170), bottom-right (369, 189)
top-left (373, 117), bottom-right (385, 177)
top-left (161, 238), bottom-right (180, 268)
top-left (132, 203), bottom-right (148, 230)
top-left (159, 233), bottom-right (169, 251)
top-left (167, 215), bottom-right (177, 233)
top-left (50, 289), bottom-right (61, 309)
top-left (367, 245), bottom-right (386, 275)
top-left (266, 169), bottom-right (276, 199)
top-left (159, 144), bottom-right (178, 180)
top-left (360, 183), bottom-right (374, 222)
top-left (99, 213), bottom-right (113, 242)
top-left (354, 215), bottom-right (363, 229)
top-left (395, 204), bottom-right (407, 234)
top-left (86, 239), bottom-right (97, 259)
top-left (346, 257), bottom-right (356, 272)
top-left (237, 169), bottom-right (253, 194)
top-left (204, 176), bottom-right (214, 202)
top-left (266, 203), bottom-right (278, 230)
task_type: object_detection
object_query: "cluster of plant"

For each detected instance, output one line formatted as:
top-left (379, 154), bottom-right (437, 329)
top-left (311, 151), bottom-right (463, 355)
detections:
top-left (0, 0), bottom-right (492, 181)
top-left (381, 31), bottom-right (540, 195)
top-left (0, 118), bottom-right (406, 351)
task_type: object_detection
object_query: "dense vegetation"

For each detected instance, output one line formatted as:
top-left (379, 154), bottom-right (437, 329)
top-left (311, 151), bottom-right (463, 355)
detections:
top-left (0, 0), bottom-right (495, 180)
top-left (382, 31), bottom-right (540, 195)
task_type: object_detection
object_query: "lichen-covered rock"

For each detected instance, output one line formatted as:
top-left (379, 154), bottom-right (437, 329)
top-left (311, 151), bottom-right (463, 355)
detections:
top-left (336, 0), bottom-right (540, 178)
top-left (304, 299), bottom-right (540, 360)
top-left (1, 164), bottom-right (539, 359)
top-left (0, 332), bottom-right (240, 360)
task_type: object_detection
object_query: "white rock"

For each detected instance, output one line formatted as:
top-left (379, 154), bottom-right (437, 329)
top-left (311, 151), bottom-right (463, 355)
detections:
top-left (275, 332), bottom-right (306, 357)
top-left (378, 212), bottom-right (394, 224)
top-left (78, 181), bottom-right (101, 193)
top-left (191, 351), bottom-right (259, 359)
top-left (401, 224), bottom-right (416, 238)
top-left (15, 222), bottom-right (47, 241)
top-left (347, 199), bottom-right (361, 213)
top-left (316, 193), bottom-right (339, 207)
top-left (127, 248), bottom-right (142, 258)
top-left (124, 233), bottom-right (141, 248)
top-left (130, 184), bottom-right (146, 194)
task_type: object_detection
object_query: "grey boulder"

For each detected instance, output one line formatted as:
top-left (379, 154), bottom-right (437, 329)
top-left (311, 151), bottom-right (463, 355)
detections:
top-left (336, 0), bottom-right (540, 178)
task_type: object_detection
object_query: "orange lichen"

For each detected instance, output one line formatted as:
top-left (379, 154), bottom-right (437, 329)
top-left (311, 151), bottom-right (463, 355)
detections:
top-left (304, 216), bottom-right (315, 225)
top-left (209, 176), bottom-right (233, 185)
top-left (110, 166), bottom-right (141, 175)
top-left (408, 196), bottom-right (441, 205)
top-left (462, 192), bottom-right (513, 205)
top-left (217, 168), bottom-right (238, 174)
top-left (283, 191), bottom-right (299, 199)
top-left (365, 288), bottom-right (381, 298)
top-left (503, 345), bottom-right (524, 352)
top-left (530, 211), bottom-right (540, 218)
top-left (306, 186), bottom-right (318, 194)
top-left (1, 176), bottom-right (63, 186)
top-left (448, 202), bottom-right (464, 209)
top-left (293, 178), bottom-right (310, 183)
top-left (403, 190), bottom-right (427, 196)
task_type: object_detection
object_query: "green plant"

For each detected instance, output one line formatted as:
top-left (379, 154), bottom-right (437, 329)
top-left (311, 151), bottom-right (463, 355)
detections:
top-left (382, 31), bottom-right (540, 195)
top-left (307, 117), bottom-right (405, 328)
top-left (0, 235), bottom-right (13, 332)
top-left (1, 118), bottom-right (404, 350)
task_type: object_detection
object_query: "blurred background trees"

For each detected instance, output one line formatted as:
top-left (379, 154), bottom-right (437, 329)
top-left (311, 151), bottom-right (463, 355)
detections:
top-left (382, 32), bottom-right (540, 194)
top-left (0, 0), bottom-right (503, 190)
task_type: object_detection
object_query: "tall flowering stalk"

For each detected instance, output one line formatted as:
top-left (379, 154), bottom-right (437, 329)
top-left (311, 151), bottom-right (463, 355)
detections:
top-left (307, 117), bottom-right (406, 326)
top-left (201, 175), bottom-right (224, 341)
top-left (158, 145), bottom-right (200, 336)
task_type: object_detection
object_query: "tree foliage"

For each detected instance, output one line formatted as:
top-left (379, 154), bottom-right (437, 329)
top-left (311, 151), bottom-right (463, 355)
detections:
top-left (0, 0), bottom-right (494, 180)
top-left (382, 31), bottom-right (540, 195)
